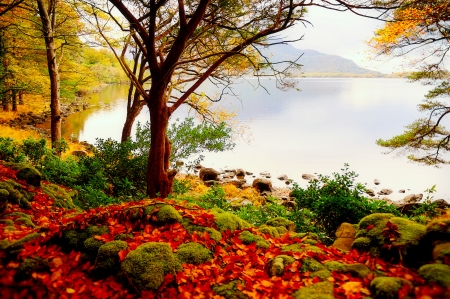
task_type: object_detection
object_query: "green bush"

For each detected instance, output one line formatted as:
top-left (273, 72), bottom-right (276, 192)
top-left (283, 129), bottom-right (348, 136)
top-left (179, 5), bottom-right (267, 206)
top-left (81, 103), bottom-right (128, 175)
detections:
top-left (0, 137), bottom-right (25, 162)
top-left (290, 164), bottom-right (400, 238)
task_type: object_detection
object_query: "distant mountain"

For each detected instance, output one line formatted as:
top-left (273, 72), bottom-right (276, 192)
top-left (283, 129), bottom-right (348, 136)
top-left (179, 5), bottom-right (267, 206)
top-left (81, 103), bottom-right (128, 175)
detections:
top-left (260, 44), bottom-right (383, 77)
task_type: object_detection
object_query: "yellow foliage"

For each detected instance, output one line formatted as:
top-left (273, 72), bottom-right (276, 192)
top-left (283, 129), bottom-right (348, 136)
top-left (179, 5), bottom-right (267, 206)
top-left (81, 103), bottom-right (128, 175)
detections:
top-left (0, 125), bottom-right (41, 140)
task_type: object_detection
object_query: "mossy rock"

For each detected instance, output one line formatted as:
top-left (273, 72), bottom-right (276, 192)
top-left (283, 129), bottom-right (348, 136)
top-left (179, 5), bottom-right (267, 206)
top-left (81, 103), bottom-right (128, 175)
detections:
top-left (323, 261), bottom-right (346, 272)
top-left (282, 244), bottom-right (324, 254)
top-left (265, 217), bottom-right (295, 232)
top-left (3, 233), bottom-right (40, 253)
top-left (213, 280), bottom-right (249, 299)
top-left (180, 218), bottom-right (223, 241)
top-left (432, 242), bottom-right (450, 261)
top-left (0, 180), bottom-right (33, 209)
top-left (291, 232), bottom-right (320, 245)
top-left (93, 241), bottom-right (128, 275)
top-left (16, 166), bottom-right (41, 187)
top-left (0, 219), bottom-right (15, 226)
top-left (14, 257), bottom-right (49, 282)
top-left (84, 237), bottom-right (105, 256)
top-left (301, 257), bottom-right (326, 272)
top-left (114, 233), bottom-right (134, 241)
top-left (369, 277), bottom-right (412, 299)
top-left (310, 269), bottom-right (332, 280)
top-left (41, 183), bottom-right (81, 211)
top-left (121, 242), bottom-right (182, 290)
top-left (267, 255), bottom-right (295, 277)
top-left (211, 208), bottom-right (252, 232)
top-left (418, 263), bottom-right (450, 286)
top-left (176, 242), bottom-right (213, 265)
top-left (354, 213), bottom-right (426, 263)
top-left (0, 189), bottom-right (9, 213)
top-left (144, 204), bottom-right (182, 224)
top-left (259, 224), bottom-right (287, 238)
top-left (292, 281), bottom-right (334, 299)
top-left (342, 263), bottom-right (373, 279)
top-left (238, 231), bottom-right (269, 249)
top-left (61, 225), bottom-right (109, 250)
top-left (14, 217), bottom-right (38, 228)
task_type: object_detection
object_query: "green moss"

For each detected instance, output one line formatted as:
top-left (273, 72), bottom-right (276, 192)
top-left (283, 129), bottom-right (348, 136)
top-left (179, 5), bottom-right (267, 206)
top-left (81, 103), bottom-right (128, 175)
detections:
top-left (84, 237), bottom-right (105, 255)
top-left (0, 180), bottom-right (33, 209)
top-left (370, 277), bottom-right (412, 299)
top-left (301, 257), bottom-right (325, 272)
top-left (323, 261), bottom-right (345, 272)
top-left (15, 217), bottom-right (38, 228)
top-left (292, 281), bottom-right (334, 299)
top-left (0, 219), bottom-right (14, 226)
top-left (418, 263), bottom-right (450, 286)
top-left (121, 242), bottom-right (182, 290)
top-left (311, 269), bottom-right (332, 280)
top-left (16, 166), bottom-right (41, 187)
top-left (5, 225), bottom-right (16, 232)
top-left (213, 280), bottom-right (249, 299)
top-left (176, 242), bottom-right (213, 265)
top-left (211, 208), bottom-right (252, 232)
top-left (352, 237), bottom-right (372, 250)
top-left (5, 233), bottom-right (39, 252)
top-left (180, 218), bottom-right (222, 241)
top-left (156, 204), bottom-right (182, 223)
top-left (292, 232), bottom-right (320, 245)
top-left (41, 184), bottom-right (81, 211)
top-left (238, 231), bottom-right (269, 249)
top-left (114, 233), bottom-right (134, 241)
top-left (265, 217), bottom-right (295, 231)
top-left (342, 263), bottom-right (372, 278)
top-left (282, 244), bottom-right (324, 254)
top-left (94, 240), bottom-right (128, 275)
top-left (14, 257), bottom-right (49, 282)
top-left (425, 218), bottom-right (450, 242)
top-left (62, 226), bottom-right (109, 250)
top-left (259, 224), bottom-right (281, 238)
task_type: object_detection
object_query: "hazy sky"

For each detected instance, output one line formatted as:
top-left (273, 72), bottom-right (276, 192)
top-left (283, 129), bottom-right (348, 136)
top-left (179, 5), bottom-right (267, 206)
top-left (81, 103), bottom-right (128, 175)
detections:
top-left (285, 6), bottom-right (405, 74)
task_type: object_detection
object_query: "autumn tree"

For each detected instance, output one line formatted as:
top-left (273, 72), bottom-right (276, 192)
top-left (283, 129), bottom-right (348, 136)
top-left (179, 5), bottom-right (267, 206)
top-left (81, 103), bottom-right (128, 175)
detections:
top-left (369, 0), bottom-right (450, 165)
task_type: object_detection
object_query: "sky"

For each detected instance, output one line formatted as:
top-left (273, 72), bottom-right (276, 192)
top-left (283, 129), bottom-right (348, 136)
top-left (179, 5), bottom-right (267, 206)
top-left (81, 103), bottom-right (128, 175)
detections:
top-left (284, 6), bottom-right (407, 74)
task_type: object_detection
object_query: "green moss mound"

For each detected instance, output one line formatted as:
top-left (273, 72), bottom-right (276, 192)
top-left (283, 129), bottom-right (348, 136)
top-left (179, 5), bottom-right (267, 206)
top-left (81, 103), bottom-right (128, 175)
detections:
top-left (282, 244), bottom-right (324, 254)
top-left (1, 233), bottom-right (40, 253)
top-left (291, 232), bottom-right (320, 245)
top-left (144, 204), bottom-right (182, 224)
top-left (180, 218), bottom-right (222, 241)
top-left (370, 277), bottom-right (412, 299)
top-left (310, 269), bottom-right (331, 280)
top-left (238, 231), bottom-right (269, 248)
top-left (292, 281), bottom-right (334, 299)
top-left (176, 242), bottom-right (213, 265)
top-left (0, 180), bottom-right (34, 209)
top-left (258, 224), bottom-right (287, 238)
top-left (211, 208), bottom-right (252, 232)
top-left (41, 183), bottom-right (81, 211)
top-left (84, 237), bottom-right (105, 256)
top-left (268, 255), bottom-right (295, 277)
top-left (61, 225), bottom-right (109, 250)
top-left (121, 242), bottom-right (182, 290)
top-left (213, 280), bottom-right (249, 299)
top-left (323, 261), bottom-right (346, 272)
top-left (418, 263), bottom-right (450, 286)
top-left (265, 217), bottom-right (295, 232)
top-left (94, 240), bottom-right (128, 275)
top-left (14, 257), bottom-right (49, 282)
top-left (16, 166), bottom-right (41, 186)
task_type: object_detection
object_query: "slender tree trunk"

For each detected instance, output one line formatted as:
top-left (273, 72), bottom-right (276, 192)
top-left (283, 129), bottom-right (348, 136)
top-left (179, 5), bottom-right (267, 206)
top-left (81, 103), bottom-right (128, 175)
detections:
top-left (2, 90), bottom-right (10, 111)
top-left (37, 0), bottom-right (61, 147)
top-left (146, 86), bottom-right (177, 198)
top-left (18, 90), bottom-right (23, 105)
top-left (12, 90), bottom-right (17, 111)
top-left (121, 99), bottom-right (144, 142)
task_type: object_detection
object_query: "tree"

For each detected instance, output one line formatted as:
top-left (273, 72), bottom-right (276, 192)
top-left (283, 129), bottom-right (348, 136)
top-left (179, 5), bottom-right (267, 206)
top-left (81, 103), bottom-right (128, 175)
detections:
top-left (369, 0), bottom-right (450, 165)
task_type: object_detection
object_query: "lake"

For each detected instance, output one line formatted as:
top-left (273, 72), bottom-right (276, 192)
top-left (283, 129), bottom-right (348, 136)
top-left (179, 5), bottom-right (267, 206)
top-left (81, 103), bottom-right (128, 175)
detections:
top-left (61, 78), bottom-right (450, 201)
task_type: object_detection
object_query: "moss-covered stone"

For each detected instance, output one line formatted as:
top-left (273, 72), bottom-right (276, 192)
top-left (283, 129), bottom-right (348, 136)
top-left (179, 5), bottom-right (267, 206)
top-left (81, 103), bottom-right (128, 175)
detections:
top-left (0, 189), bottom-right (9, 213)
top-left (213, 280), bottom-right (249, 299)
top-left (282, 244), bottom-right (324, 254)
top-left (14, 257), bottom-right (49, 282)
top-left (144, 204), bottom-right (182, 223)
top-left (211, 208), bottom-right (252, 232)
top-left (84, 237), bottom-right (105, 255)
top-left (238, 231), bottom-right (270, 249)
top-left (323, 261), bottom-right (346, 272)
top-left (268, 255), bottom-right (295, 277)
top-left (369, 277), bottom-right (412, 299)
top-left (0, 180), bottom-right (33, 209)
top-left (121, 242), bottom-right (182, 290)
top-left (180, 218), bottom-right (223, 242)
top-left (301, 257), bottom-right (326, 272)
top-left (432, 242), bottom-right (450, 261)
top-left (292, 281), bottom-right (334, 299)
top-left (114, 233), bottom-right (134, 241)
top-left (176, 242), bottom-right (213, 265)
top-left (94, 240), bottom-right (128, 275)
top-left (342, 263), bottom-right (373, 279)
top-left (265, 217), bottom-right (295, 232)
top-left (16, 166), bottom-right (41, 187)
top-left (310, 269), bottom-right (332, 280)
top-left (4, 233), bottom-right (39, 252)
top-left (61, 226), bottom-right (109, 250)
top-left (291, 232), bottom-right (320, 245)
top-left (418, 263), bottom-right (450, 286)
top-left (14, 217), bottom-right (38, 228)
top-left (1, 219), bottom-right (15, 226)
top-left (352, 237), bottom-right (372, 250)
top-left (41, 183), bottom-right (81, 211)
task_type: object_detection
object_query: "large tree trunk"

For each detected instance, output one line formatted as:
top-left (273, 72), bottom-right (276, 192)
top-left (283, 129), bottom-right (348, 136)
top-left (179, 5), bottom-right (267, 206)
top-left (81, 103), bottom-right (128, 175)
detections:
top-left (1, 90), bottom-right (9, 111)
top-left (12, 90), bottom-right (17, 111)
top-left (121, 90), bottom-right (145, 142)
top-left (146, 87), bottom-right (177, 198)
top-left (37, 0), bottom-right (61, 147)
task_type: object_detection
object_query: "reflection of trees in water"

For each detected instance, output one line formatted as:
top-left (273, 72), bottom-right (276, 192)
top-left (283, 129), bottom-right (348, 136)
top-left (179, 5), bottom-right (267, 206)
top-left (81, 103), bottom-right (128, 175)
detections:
top-left (61, 84), bottom-right (129, 141)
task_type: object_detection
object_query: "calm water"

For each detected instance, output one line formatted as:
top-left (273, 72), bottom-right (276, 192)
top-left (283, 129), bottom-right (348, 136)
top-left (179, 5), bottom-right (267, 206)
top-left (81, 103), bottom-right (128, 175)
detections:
top-left (62, 78), bottom-right (450, 201)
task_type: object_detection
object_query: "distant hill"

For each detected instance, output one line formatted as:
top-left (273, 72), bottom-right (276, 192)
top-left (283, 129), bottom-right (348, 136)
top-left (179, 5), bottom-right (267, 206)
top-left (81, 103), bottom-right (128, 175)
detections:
top-left (260, 44), bottom-right (383, 77)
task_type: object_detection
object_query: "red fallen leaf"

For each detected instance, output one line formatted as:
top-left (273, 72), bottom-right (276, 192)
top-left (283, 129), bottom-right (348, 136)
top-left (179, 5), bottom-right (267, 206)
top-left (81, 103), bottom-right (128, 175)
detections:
top-left (366, 224), bottom-right (374, 231)
top-left (118, 250), bottom-right (128, 261)
top-left (312, 276), bottom-right (321, 283)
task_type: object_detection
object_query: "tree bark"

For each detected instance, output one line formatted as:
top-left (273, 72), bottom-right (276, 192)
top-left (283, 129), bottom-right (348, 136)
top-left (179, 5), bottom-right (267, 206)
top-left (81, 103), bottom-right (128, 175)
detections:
top-left (18, 90), bottom-right (23, 105)
top-left (12, 90), bottom-right (17, 111)
top-left (36, 0), bottom-right (61, 147)
top-left (121, 98), bottom-right (144, 141)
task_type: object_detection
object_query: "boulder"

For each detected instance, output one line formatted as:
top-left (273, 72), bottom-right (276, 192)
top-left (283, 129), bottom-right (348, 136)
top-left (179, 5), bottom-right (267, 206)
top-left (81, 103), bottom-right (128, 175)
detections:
top-left (277, 174), bottom-right (288, 181)
top-left (252, 178), bottom-right (273, 193)
top-left (16, 166), bottom-right (42, 187)
top-left (235, 168), bottom-right (246, 178)
top-left (245, 171), bottom-right (253, 175)
top-left (374, 179), bottom-right (380, 185)
top-left (378, 189), bottom-right (393, 196)
top-left (199, 168), bottom-right (220, 182)
top-left (403, 193), bottom-right (423, 204)
top-left (398, 189), bottom-right (405, 193)
top-left (366, 189), bottom-right (376, 197)
top-left (302, 174), bottom-right (316, 181)
top-left (332, 223), bottom-right (356, 252)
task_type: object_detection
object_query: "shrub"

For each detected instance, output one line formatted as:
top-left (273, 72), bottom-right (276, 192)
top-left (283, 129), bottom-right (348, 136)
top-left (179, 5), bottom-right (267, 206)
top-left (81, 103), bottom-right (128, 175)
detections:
top-left (0, 137), bottom-right (25, 162)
